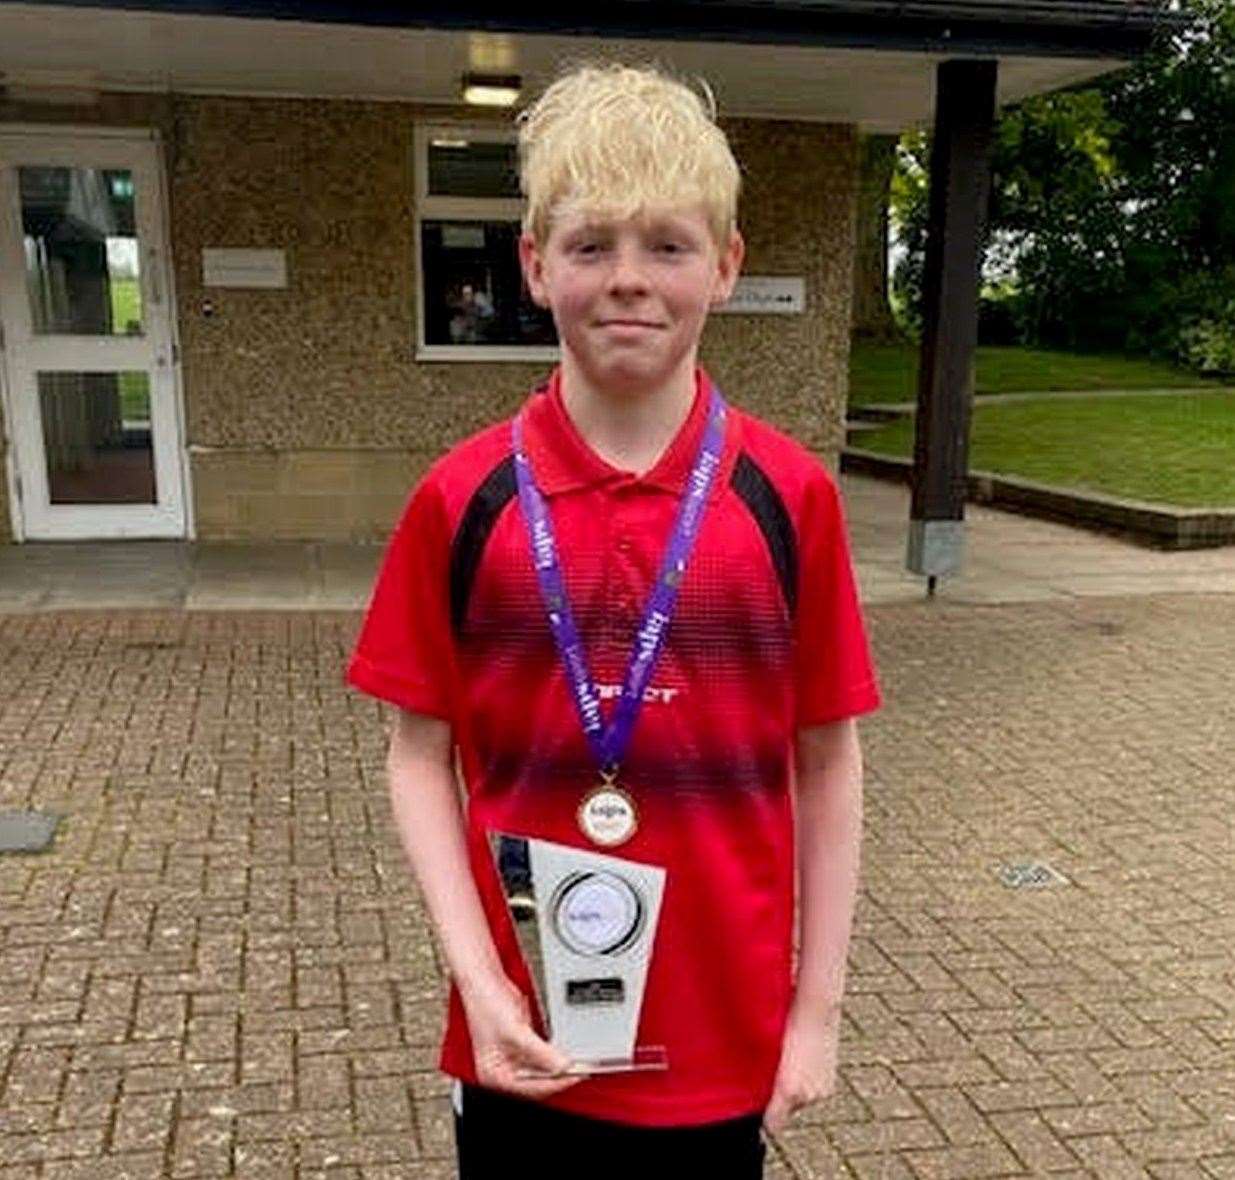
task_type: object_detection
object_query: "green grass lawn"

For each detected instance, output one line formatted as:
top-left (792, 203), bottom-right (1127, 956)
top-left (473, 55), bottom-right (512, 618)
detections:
top-left (117, 372), bottom-right (149, 422)
top-left (109, 276), bottom-right (142, 336)
top-left (108, 277), bottom-right (149, 421)
top-left (851, 341), bottom-right (1218, 406)
top-left (854, 390), bottom-right (1235, 507)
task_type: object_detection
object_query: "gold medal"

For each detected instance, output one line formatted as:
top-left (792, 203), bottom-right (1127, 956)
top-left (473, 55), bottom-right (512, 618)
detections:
top-left (577, 771), bottom-right (638, 847)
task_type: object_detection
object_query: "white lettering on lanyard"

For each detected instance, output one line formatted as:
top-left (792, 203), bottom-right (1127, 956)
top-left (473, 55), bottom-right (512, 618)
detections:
top-left (594, 683), bottom-right (680, 705)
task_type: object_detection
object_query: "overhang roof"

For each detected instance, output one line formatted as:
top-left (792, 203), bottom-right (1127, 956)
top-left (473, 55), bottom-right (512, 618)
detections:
top-left (0, 1), bottom-right (1185, 131)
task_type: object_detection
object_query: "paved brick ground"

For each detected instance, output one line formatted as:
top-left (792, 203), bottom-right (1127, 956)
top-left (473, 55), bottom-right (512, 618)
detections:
top-left (1, 597), bottom-right (1233, 1178)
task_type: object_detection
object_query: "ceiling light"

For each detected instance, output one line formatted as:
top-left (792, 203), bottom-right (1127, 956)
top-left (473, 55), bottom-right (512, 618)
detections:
top-left (467, 33), bottom-right (517, 73)
top-left (462, 73), bottom-right (521, 108)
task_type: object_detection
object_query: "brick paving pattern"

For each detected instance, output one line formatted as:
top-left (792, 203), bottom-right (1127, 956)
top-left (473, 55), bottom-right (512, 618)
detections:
top-left (0, 597), bottom-right (1232, 1178)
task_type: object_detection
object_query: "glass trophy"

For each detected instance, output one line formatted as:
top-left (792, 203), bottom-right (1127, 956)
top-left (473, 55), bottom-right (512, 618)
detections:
top-left (489, 832), bottom-right (669, 1075)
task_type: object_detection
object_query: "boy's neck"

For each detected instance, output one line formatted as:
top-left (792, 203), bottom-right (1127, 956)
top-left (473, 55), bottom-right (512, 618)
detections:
top-left (558, 355), bottom-right (697, 476)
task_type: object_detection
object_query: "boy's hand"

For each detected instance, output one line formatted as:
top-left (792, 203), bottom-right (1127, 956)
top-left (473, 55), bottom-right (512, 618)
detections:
top-left (763, 1000), bottom-right (842, 1134)
top-left (459, 972), bottom-right (585, 1100)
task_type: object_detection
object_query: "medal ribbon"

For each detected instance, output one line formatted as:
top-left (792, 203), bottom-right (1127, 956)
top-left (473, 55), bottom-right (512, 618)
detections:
top-left (512, 383), bottom-right (728, 776)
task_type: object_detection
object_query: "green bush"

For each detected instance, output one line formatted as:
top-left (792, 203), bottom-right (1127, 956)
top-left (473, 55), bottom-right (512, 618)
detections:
top-left (1177, 303), bottom-right (1235, 375)
top-left (889, 0), bottom-right (1235, 372)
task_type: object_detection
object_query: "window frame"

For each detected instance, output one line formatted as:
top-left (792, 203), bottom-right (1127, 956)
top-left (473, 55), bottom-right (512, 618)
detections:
top-left (412, 123), bottom-right (560, 363)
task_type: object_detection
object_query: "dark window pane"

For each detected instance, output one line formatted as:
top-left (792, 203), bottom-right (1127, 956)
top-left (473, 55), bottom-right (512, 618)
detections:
top-left (427, 139), bottom-right (520, 199)
top-left (421, 220), bottom-right (557, 348)
top-left (38, 371), bottom-right (155, 504)
top-left (21, 167), bottom-right (143, 336)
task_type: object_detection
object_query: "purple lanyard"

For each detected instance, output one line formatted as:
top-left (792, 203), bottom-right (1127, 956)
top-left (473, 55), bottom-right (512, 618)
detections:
top-left (511, 385), bottom-right (728, 775)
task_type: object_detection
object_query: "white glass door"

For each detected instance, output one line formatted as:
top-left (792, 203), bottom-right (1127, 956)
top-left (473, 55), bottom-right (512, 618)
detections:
top-left (0, 130), bottom-right (186, 540)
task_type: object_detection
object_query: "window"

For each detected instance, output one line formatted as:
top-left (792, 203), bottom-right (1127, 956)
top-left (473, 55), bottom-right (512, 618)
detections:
top-left (414, 126), bottom-right (558, 361)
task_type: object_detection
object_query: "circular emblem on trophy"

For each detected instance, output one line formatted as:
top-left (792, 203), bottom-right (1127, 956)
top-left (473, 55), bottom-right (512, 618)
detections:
top-left (577, 786), bottom-right (638, 847)
top-left (552, 871), bottom-right (645, 958)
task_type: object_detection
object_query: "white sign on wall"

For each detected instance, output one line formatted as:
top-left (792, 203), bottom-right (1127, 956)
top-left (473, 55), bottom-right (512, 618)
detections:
top-left (715, 276), bottom-right (805, 315)
top-left (202, 248), bottom-right (288, 289)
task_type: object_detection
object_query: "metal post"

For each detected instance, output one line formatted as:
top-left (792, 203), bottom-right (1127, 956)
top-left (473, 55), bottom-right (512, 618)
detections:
top-left (907, 59), bottom-right (998, 588)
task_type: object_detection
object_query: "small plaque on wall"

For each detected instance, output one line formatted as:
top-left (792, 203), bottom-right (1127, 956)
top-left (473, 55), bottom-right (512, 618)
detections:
top-left (202, 248), bottom-right (288, 289)
top-left (715, 276), bottom-right (805, 315)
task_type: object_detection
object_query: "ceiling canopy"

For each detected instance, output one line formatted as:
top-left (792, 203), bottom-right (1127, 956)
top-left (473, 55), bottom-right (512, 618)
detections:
top-left (0, 1), bottom-right (1184, 130)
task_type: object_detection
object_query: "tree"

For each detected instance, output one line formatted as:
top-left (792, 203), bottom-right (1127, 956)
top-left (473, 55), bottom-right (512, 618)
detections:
top-left (851, 134), bottom-right (902, 341)
top-left (889, 130), bottom-right (929, 339)
top-left (890, 0), bottom-right (1235, 366)
top-left (991, 88), bottom-right (1127, 350)
top-left (1106, 0), bottom-right (1235, 361)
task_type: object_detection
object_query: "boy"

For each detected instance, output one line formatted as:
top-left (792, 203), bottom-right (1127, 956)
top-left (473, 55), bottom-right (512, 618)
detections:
top-left (345, 63), bottom-right (881, 1177)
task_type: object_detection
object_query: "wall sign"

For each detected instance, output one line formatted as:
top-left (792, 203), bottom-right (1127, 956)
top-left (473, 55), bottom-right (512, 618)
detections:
top-left (202, 248), bottom-right (288, 289)
top-left (715, 276), bottom-right (805, 315)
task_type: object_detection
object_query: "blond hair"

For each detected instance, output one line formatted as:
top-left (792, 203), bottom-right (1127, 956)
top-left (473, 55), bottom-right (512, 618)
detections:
top-left (516, 62), bottom-right (740, 246)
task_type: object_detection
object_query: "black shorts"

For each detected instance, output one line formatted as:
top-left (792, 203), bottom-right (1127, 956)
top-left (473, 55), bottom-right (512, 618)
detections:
top-left (452, 1082), bottom-right (767, 1180)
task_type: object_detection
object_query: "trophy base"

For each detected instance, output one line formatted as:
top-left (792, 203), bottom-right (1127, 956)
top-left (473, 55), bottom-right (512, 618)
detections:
top-left (518, 1044), bottom-right (669, 1078)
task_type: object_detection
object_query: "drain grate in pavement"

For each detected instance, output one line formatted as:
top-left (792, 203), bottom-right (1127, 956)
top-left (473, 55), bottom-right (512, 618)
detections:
top-left (0, 811), bottom-right (62, 854)
top-left (998, 860), bottom-right (1069, 889)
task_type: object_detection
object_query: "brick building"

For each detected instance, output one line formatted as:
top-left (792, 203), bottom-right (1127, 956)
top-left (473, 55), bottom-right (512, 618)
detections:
top-left (0, 1), bottom-right (1170, 545)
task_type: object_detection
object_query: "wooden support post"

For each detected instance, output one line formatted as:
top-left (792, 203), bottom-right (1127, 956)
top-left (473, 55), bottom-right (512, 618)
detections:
top-left (907, 59), bottom-right (998, 583)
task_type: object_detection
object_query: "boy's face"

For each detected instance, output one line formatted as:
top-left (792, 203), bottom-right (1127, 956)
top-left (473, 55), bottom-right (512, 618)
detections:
top-left (520, 205), bottom-right (743, 397)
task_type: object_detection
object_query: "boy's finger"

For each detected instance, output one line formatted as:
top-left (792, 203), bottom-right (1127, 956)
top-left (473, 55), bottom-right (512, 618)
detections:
top-left (503, 1072), bottom-right (584, 1100)
top-left (508, 1025), bottom-right (576, 1077)
top-left (762, 1092), bottom-right (789, 1135)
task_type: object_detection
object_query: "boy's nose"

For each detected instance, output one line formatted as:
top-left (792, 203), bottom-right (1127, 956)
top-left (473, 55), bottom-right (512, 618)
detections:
top-left (607, 245), bottom-right (650, 295)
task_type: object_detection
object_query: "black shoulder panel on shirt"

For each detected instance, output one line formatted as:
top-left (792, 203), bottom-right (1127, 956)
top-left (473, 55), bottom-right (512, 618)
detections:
top-left (450, 454), bottom-right (516, 635)
top-left (730, 452), bottom-right (798, 618)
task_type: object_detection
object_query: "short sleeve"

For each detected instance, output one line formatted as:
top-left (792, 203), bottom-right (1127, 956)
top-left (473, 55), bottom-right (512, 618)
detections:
top-left (344, 476), bottom-right (456, 720)
top-left (794, 468), bottom-right (882, 727)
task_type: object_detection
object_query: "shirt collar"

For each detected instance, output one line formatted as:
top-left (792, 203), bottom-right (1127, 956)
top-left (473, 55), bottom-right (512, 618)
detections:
top-left (519, 366), bottom-right (737, 497)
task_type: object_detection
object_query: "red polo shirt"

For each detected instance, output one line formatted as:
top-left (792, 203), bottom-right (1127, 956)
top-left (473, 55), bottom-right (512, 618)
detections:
top-left (345, 368), bottom-right (881, 1126)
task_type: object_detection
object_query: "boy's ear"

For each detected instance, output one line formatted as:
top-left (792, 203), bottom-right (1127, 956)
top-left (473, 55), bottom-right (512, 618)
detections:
top-left (519, 232), bottom-right (551, 309)
top-left (710, 230), bottom-right (745, 306)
